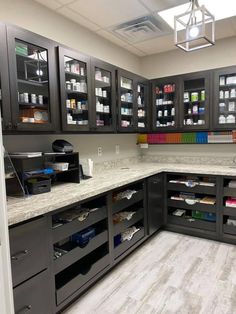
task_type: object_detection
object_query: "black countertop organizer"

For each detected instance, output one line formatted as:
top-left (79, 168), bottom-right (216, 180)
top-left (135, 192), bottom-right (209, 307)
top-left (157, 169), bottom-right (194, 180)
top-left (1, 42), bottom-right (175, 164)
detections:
top-left (10, 152), bottom-right (80, 195)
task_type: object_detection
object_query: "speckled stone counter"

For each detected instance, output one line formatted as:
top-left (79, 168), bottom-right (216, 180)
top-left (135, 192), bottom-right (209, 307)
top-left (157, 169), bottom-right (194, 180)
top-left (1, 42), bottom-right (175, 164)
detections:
top-left (7, 162), bottom-right (236, 226)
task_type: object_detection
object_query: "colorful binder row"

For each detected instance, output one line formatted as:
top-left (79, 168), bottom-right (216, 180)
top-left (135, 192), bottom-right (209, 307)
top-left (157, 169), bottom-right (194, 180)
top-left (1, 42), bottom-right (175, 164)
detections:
top-left (137, 131), bottom-right (236, 145)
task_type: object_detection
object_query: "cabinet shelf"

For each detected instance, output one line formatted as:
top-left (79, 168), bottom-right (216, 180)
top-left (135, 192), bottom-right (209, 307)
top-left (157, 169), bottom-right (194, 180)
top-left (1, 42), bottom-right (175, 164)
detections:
top-left (95, 80), bottom-right (110, 88)
top-left (113, 208), bottom-right (144, 236)
top-left (65, 71), bottom-right (86, 79)
top-left (167, 199), bottom-right (216, 213)
top-left (54, 230), bottom-right (108, 275)
top-left (114, 227), bottom-right (144, 259)
top-left (18, 79), bottom-right (48, 86)
top-left (167, 182), bottom-right (216, 194)
top-left (167, 215), bottom-right (216, 231)
top-left (96, 111), bottom-right (110, 115)
top-left (19, 102), bottom-right (48, 109)
top-left (52, 206), bottom-right (107, 243)
top-left (96, 95), bottom-right (108, 100)
top-left (120, 86), bottom-right (133, 91)
top-left (66, 90), bottom-right (87, 96)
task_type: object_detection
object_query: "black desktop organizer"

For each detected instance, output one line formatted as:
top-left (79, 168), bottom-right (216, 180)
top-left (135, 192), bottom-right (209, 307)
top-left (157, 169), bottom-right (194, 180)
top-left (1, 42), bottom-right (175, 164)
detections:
top-left (10, 152), bottom-right (80, 195)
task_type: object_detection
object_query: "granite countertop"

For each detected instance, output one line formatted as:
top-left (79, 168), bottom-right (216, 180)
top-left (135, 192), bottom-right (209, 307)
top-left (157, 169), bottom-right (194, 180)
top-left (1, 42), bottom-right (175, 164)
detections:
top-left (7, 162), bottom-right (236, 226)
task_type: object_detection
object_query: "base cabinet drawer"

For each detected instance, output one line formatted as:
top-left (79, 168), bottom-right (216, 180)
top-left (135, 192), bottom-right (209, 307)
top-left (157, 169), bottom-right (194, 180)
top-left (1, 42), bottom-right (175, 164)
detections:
top-left (13, 270), bottom-right (52, 314)
top-left (9, 217), bottom-right (49, 287)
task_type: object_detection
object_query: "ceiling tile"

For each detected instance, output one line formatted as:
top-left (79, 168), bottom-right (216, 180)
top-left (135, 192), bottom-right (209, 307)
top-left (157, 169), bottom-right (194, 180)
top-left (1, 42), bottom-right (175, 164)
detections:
top-left (133, 34), bottom-right (175, 54)
top-left (35, 0), bottom-right (62, 10)
top-left (57, 0), bottom-right (76, 4)
top-left (57, 6), bottom-right (101, 31)
top-left (138, 0), bottom-right (188, 12)
top-left (123, 44), bottom-right (146, 56)
top-left (68, 0), bottom-right (149, 28)
top-left (96, 29), bottom-right (129, 47)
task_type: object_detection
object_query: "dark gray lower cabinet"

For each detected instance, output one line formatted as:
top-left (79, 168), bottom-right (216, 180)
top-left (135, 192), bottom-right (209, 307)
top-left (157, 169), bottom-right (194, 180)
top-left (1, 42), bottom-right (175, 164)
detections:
top-left (13, 269), bottom-right (52, 314)
top-left (9, 217), bottom-right (49, 287)
top-left (147, 174), bottom-right (164, 235)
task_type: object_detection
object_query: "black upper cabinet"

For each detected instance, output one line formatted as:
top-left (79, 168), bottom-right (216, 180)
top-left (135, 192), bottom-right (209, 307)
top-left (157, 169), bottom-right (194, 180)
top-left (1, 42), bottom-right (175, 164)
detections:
top-left (58, 46), bottom-right (91, 132)
top-left (117, 69), bottom-right (149, 133)
top-left (91, 58), bottom-right (116, 132)
top-left (151, 76), bottom-right (179, 132)
top-left (7, 25), bottom-right (59, 132)
top-left (213, 66), bottom-right (236, 130)
top-left (180, 71), bottom-right (211, 130)
top-left (0, 23), bottom-right (12, 131)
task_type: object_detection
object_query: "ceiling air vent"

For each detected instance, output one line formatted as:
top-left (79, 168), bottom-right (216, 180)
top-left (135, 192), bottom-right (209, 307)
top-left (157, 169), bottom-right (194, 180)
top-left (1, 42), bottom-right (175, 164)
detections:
top-left (110, 14), bottom-right (172, 44)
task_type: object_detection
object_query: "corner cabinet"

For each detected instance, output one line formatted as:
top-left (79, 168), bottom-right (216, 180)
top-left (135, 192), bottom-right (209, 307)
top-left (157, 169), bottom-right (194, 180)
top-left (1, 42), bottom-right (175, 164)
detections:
top-left (90, 58), bottom-right (116, 132)
top-left (58, 46), bottom-right (91, 132)
top-left (0, 23), bottom-right (12, 131)
top-left (117, 69), bottom-right (149, 132)
top-left (180, 71), bottom-right (211, 131)
top-left (6, 25), bottom-right (59, 132)
top-left (213, 66), bottom-right (236, 130)
top-left (151, 76), bottom-right (179, 132)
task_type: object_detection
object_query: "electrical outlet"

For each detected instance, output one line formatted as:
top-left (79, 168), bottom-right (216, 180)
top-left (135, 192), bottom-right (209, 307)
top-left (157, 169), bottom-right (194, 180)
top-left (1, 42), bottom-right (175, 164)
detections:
top-left (115, 145), bottom-right (120, 154)
top-left (97, 147), bottom-right (102, 157)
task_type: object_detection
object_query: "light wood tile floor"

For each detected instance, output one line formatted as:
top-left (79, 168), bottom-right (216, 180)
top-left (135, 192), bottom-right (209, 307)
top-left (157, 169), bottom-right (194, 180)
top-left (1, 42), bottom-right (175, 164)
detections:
top-left (63, 231), bottom-right (236, 314)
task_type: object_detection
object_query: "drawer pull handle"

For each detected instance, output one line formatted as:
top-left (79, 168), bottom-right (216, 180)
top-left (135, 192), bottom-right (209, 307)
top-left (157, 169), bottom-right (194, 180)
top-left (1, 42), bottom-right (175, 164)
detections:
top-left (11, 250), bottom-right (29, 261)
top-left (17, 305), bottom-right (32, 314)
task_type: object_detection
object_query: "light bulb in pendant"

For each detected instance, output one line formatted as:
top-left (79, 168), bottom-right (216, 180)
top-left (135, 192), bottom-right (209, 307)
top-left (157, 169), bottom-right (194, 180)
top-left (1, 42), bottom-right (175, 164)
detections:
top-left (36, 69), bottom-right (43, 76)
top-left (189, 26), bottom-right (199, 38)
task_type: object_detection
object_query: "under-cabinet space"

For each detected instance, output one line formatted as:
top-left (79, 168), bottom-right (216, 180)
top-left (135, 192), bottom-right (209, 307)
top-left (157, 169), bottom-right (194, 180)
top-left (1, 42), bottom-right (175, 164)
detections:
top-left (52, 196), bottom-right (107, 243)
top-left (53, 219), bottom-right (108, 274)
top-left (112, 181), bottom-right (144, 214)
top-left (55, 244), bottom-right (109, 305)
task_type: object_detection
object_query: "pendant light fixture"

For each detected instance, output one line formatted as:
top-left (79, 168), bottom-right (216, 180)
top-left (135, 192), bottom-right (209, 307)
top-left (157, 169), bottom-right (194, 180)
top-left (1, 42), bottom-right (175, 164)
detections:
top-left (174, 0), bottom-right (215, 52)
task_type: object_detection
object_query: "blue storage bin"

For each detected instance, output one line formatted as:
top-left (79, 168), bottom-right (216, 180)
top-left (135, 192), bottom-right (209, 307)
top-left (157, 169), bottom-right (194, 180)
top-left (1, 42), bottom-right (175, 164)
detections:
top-left (203, 212), bottom-right (216, 222)
top-left (71, 227), bottom-right (96, 247)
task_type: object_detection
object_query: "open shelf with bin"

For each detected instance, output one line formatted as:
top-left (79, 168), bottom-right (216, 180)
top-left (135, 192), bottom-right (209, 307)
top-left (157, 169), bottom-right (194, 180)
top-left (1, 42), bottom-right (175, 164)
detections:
top-left (166, 173), bottom-right (217, 234)
top-left (111, 181), bottom-right (145, 259)
top-left (51, 195), bottom-right (109, 305)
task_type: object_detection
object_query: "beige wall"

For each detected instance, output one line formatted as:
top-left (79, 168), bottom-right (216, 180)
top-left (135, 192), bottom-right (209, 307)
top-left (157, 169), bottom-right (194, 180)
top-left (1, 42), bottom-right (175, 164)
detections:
top-left (3, 134), bottom-right (139, 163)
top-left (0, 0), bottom-right (141, 75)
top-left (140, 36), bottom-right (236, 79)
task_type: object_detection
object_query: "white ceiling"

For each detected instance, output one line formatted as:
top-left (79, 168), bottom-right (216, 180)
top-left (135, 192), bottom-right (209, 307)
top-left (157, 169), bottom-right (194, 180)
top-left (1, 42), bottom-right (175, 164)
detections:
top-left (34, 0), bottom-right (236, 56)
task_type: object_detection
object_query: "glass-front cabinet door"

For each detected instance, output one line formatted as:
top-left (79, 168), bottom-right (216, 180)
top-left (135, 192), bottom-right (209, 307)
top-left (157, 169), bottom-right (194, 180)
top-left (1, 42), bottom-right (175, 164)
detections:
top-left (213, 66), bottom-right (236, 130)
top-left (0, 23), bottom-right (11, 131)
top-left (117, 70), bottom-right (136, 132)
top-left (59, 47), bottom-right (91, 132)
top-left (152, 77), bottom-right (179, 132)
top-left (91, 58), bottom-right (116, 132)
top-left (7, 25), bottom-right (58, 131)
top-left (180, 71), bottom-right (210, 130)
top-left (136, 80), bottom-right (149, 132)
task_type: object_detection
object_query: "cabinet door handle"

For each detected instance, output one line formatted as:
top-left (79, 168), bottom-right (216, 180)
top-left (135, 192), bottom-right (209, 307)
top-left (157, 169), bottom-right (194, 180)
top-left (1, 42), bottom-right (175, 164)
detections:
top-left (11, 249), bottom-right (29, 261)
top-left (16, 305), bottom-right (32, 314)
